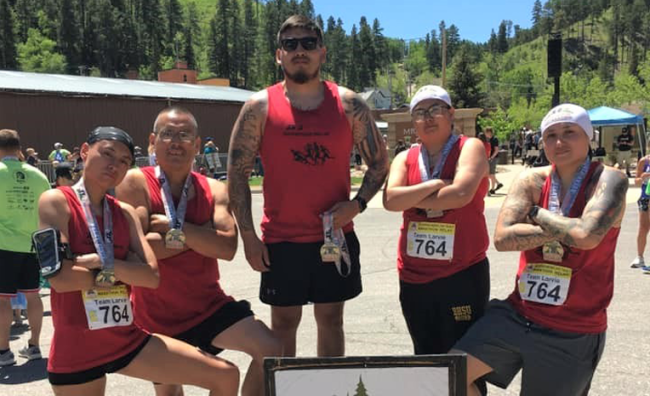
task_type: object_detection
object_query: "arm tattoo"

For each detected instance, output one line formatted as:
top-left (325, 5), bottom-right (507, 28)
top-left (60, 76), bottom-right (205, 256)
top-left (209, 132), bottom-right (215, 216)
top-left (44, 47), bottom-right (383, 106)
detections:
top-left (227, 99), bottom-right (265, 233)
top-left (534, 167), bottom-right (627, 248)
top-left (494, 170), bottom-right (554, 251)
top-left (342, 90), bottom-right (389, 202)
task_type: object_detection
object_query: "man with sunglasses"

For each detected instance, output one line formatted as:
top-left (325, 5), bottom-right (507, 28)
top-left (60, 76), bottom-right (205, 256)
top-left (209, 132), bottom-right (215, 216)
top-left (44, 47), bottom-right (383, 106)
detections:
top-left (228, 15), bottom-right (388, 359)
top-left (383, 86), bottom-right (490, 379)
top-left (116, 107), bottom-right (280, 396)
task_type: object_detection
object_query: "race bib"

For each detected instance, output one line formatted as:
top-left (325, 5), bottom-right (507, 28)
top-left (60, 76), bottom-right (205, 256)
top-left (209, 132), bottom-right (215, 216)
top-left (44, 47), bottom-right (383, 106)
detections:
top-left (518, 263), bottom-right (572, 306)
top-left (406, 222), bottom-right (455, 260)
top-left (82, 285), bottom-right (133, 330)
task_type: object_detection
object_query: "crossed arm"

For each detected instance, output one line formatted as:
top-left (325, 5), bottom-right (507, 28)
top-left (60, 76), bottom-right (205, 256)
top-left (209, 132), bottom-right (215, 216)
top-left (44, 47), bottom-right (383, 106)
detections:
top-left (383, 137), bottom-right (487, 212)
top-left (494, 166), bottom-right (627, 252)
top-left (116, 169), bottom-right (237, 261)
top-left (38, 189), bottom-right (159, 293)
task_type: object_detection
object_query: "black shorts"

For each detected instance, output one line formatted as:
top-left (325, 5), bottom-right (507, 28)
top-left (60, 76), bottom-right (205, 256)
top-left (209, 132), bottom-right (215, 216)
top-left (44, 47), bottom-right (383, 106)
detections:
top-left (48, 336), bottom-right (151, 386)
top-left (399, 257), bottom-right (490, 354)
top-left (260, 232), bottom-right (362, 306)
top-left (174, 300), bottom-right (254, 355)
top-left (0, 249), bottom-right (41, 297)
top-left (639, 197), bottom-right (649, 212)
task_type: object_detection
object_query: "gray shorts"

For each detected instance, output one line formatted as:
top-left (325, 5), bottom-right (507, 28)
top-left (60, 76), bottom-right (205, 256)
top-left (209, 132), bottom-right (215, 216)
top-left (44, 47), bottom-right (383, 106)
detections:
top-left (488, 158), bottom-right (497, 175)
top-left (454, 299), bottom-right (606, 396)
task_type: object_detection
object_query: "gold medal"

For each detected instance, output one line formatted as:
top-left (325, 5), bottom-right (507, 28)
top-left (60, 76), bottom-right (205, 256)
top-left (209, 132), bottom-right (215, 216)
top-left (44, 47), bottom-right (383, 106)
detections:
top-left (542, 241), bottom-right (564, 263)
top-left (320, 242), bottom-right (341, 263)
top-left (95, 269), bottom-right (116, 288)
top-left (165, 228), bottom-right (186, 249)
top-left (426, 209), bottom-right (444, 218)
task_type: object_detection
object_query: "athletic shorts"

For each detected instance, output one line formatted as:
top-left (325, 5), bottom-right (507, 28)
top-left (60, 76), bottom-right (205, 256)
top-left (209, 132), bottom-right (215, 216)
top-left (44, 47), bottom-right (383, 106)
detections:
top-left (260, 232), bottom-right (362, 306)
top-left (616, 150), bottom-right (632, 165)
top-left (173, 300), bottom-right (254, 355)
top-left (454, 299), bottom-right (606, 396)
top-left (0, 249), bottom-right (41, 297)
top-left (48, 336), bottom-right (151, 386)
top-left (488, 158), bottom-right (498, 175)
top-left (399, 258), bottom-right (490, 355)
top-left (638, 197), bottom-right (649, 212)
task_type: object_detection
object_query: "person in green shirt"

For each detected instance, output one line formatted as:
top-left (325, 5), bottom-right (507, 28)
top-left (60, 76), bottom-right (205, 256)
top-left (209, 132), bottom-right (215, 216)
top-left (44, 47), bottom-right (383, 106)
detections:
top-left (48, 142), bottom-right (71, 162)
top-left (0, 129), bottom-right (51, 366)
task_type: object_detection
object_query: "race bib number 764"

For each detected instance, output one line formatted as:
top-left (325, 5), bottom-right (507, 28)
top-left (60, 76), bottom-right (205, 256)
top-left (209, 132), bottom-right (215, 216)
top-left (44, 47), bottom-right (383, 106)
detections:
top-left (82, 285), bottom-right (133, 330)
top-left (518, 263), bottom-right (572, 306)
top-left (406, 221), bottom-right (455, 260)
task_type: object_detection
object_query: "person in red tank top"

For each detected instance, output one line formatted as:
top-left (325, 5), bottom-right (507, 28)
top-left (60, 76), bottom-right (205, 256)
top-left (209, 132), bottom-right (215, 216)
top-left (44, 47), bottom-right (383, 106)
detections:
top-left (383, 86), bottom-right (490, 367)
top-left (116, 107), bottom-right (280, 396)
top-left (454, 104), bottom-right (628, 396)
top-left (227, 15), bottom-right (388, 359)
top-left (38, 127), bottom-right (238, 395)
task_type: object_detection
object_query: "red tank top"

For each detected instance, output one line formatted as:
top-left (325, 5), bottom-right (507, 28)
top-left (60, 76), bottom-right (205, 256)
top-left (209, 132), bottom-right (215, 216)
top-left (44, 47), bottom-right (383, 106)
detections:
top-left (397, 137), bottom-right (490, 283)
top-left (508, 162), bottom-right (619, 333)
top-left (131, 167), bottom-right (233, 336)
top-left (48, 187), bottom-right (147, 374)
top-left (261, 81), bottom-right (353, 243)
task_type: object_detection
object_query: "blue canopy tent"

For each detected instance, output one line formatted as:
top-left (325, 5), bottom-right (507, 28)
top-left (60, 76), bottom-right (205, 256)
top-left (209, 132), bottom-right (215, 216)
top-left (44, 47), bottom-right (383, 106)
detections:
top-left (587, 106), bottom-right (647, 157)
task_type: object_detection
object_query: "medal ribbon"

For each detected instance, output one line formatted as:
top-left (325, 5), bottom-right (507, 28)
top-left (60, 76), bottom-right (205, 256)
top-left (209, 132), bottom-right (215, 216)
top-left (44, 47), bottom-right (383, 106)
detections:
top-left (73, 178), bottom-right (114, 271)
top-left (156, 166), bottom-right (192, 230)
top-left (418, 134), bottom-right (460, 182)
top-left (323, 212), bottom-right (351, 277)
top-left (549, 157), bottom-right (591, 216)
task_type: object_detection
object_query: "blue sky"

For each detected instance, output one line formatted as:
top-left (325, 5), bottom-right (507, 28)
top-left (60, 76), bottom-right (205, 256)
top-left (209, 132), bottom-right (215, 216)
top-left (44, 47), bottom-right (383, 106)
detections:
top-left (311, 0), bottom-right (539, 43)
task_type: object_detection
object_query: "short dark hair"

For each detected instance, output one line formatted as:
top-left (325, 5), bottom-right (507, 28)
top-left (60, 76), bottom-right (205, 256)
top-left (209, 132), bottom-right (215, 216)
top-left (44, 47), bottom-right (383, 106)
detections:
top-left (153, 106), bottom-right (198, 134)
top-left (0, 129), bottom-right (20, 150)
top-left (277, 15), bottom-right (324, 46)
top-left (55, 165), bottom-right (73, 180)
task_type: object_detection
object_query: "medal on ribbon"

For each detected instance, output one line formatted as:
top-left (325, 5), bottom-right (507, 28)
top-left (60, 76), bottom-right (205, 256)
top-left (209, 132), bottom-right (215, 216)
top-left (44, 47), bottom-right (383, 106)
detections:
top-left (542, 157), bottom-right (591, 263)
top-left (418, 134), bottom-right (459, 218)
top-left (321, 212), bottom-right (351, 277)
top-left (156, 166), bottom-right (192, 250)
top-left (321, 212), bottom-right (342, 262)
top-left (74, 178), bottom-right (116, 287)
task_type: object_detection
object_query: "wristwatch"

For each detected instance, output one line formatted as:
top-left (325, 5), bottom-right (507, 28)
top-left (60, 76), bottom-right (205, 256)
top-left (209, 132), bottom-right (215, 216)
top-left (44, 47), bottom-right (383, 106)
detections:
top-left (528, 205), bottom-right (540, 222)
top-left (353, 196), bottom-right (367, 213)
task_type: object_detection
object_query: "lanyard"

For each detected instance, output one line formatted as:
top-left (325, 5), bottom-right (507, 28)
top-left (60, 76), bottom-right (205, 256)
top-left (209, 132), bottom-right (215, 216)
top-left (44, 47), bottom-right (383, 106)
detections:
top-left (155, 166), bottom-right (192, 230)
top-left (1, 156), bottom-right (19, 161)
top-left (418, 134), bottom-right (459, 182)
top-left (73, 179), bottom-right (114, 270)
top-left (548, 158), bottom-right (591, 216)
top-left (323, 212), bottom-right (351, 277)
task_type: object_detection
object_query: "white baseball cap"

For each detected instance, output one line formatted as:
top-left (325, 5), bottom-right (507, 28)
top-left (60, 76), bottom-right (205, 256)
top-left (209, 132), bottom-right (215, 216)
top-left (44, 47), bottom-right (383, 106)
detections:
top-left (409, 85), bottom-right (452, 113)
top-left (541, 103), bottom-right (593, 139)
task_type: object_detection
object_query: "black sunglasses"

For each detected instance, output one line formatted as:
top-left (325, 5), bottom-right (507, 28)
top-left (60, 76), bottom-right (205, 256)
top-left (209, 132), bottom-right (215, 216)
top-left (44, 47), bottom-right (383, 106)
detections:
top-left (280, 37), bottom-right (320, 52)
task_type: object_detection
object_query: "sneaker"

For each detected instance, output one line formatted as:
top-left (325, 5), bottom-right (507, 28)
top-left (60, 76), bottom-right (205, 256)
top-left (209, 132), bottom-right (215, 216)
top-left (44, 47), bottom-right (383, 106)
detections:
top-left (631, 256), bottom-right (645, 268)
top-left (643, 266), bottom-right (650, 274)
top-left (488, 189), bottom-right (495, 196)
top-left (494, 183), bottom-right (504, 192)
top-left (0, 350), bottom-right (15, 366)
top-left (18, 345), bottom-right (42, 361)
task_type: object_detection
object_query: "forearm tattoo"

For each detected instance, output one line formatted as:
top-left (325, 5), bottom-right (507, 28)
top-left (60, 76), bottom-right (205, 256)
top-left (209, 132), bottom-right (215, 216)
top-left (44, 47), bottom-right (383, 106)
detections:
top-left (494, 171), bottom-right (554, 251)
top-left (342, 91), bottom-right (389, 202)
top-left (534, 167), bottom-right (627, 248)
top-left (227, 100), bottom-right (265, 233)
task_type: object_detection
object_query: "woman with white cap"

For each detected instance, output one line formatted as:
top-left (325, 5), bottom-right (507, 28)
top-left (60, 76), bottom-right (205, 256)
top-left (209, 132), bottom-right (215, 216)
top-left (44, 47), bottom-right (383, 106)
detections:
top-left (383, 85), bottom-right (490, 362)
top-left (453, 103), bottom-right (628, 396)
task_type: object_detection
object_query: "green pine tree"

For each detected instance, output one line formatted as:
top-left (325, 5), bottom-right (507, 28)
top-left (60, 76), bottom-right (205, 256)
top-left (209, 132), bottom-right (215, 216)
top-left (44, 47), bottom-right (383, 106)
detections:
top-left (0, 0), bottom-right (18, 69)
top-left (353, 375), bottom-right (369, 396)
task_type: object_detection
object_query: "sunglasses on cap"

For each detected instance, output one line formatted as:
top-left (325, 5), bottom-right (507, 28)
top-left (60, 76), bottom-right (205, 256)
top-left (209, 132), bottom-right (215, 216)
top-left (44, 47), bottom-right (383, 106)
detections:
top-left (280, 37), bottom-right (320, 52)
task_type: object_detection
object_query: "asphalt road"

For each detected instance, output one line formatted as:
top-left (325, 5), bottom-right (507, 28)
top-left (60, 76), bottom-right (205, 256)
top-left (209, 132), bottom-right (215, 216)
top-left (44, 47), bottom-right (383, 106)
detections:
top-left (2, 165), bottom-right (649, 395)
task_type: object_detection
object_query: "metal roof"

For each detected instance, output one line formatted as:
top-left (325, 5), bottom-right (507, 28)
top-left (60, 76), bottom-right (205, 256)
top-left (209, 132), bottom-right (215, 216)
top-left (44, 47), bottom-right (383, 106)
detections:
top-left (0, 70), bottom-right (254, 103)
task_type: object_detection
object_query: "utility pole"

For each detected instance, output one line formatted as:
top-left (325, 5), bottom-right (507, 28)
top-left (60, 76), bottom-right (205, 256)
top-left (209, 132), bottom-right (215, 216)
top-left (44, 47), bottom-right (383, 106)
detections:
top-left (548, 32), bottom-right (562, 107)
top-left (441, 27), bottom-right (447, 88)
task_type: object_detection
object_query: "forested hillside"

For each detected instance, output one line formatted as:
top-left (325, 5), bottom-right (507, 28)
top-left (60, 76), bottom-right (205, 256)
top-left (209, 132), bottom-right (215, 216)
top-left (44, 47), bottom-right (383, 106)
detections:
top-left (1, 0), bottom-right (649, 131)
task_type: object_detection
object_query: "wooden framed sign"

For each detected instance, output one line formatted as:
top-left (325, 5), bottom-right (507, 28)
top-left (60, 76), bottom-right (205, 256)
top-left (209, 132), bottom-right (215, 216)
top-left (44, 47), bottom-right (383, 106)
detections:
top-left (265, 354), bottom-right (467, 396)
